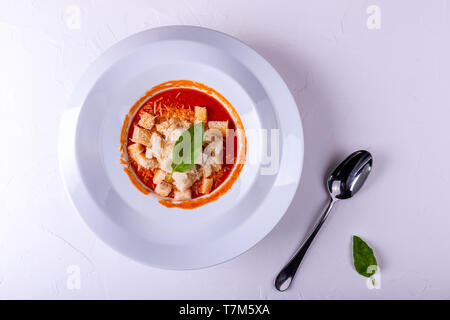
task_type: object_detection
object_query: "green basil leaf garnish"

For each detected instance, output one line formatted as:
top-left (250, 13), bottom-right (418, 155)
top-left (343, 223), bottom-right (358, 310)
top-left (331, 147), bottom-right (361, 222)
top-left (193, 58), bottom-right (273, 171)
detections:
top-left (352, 235), bottom-right (378, 278)
top-left (170, 122), bottom-right (204, 177)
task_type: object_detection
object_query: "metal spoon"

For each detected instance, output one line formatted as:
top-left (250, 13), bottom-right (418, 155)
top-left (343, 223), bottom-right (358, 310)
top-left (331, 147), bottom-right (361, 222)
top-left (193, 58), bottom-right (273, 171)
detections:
top-left (274, 150), bottom-right (373, 291)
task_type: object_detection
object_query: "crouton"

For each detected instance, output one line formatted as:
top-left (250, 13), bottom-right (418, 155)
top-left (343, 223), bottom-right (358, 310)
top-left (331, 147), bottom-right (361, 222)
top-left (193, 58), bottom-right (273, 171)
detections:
top-left (157, 119), bottom-right (190, 143)
top-left (203, 140), bottom-right (223, 167)
top-left (166, 127), bottom-right (185, 144)
top-left (199, 178), bottom-right (213, 194)
top-left (145, 147), bottom-right (153, 159)
top-left (138, 156), bottom-right (158, 169)
top-left (128, 143), bottom-right (145, 161)
top-left (172, 172), bottom-right (196, 191)
top-left (159, 157), bottom-right (173, 173)
top-left (128, 143), bottom-right (157, 169)
top-left (194, 106), bottom-right (207, 124)
top-left (208, 121), bottom-right (228, 137)
top-left (150, 132), bottom-right (163, 158)
top-left (137, 112), bottom-right (155, 130)
top-left (137, 155), bottom-right (157, 169)
top-left (174, 188), bottom-right (192, 201)
top-left (202, 164), bottom-right (212, 177)
top-left (155, 120), bottom-right (172, 134)
top-left (153, 169), bottom-right (166, 185)
top-left (155, 181), bottom-right (172, 197)
top-left (131, 126), bottom-right (152, 146)
top-left (203, 129), bottom-right (223, 144)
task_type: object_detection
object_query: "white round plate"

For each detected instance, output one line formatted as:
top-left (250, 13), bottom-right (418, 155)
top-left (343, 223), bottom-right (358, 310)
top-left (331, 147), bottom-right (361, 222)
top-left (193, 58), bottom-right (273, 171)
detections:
top-left (59, 26), bottom-right (303, 269)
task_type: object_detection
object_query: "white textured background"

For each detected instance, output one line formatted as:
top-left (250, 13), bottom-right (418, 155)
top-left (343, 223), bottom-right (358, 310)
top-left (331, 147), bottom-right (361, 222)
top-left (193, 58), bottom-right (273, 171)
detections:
top-left (1, 0), bottom-right (450, 299)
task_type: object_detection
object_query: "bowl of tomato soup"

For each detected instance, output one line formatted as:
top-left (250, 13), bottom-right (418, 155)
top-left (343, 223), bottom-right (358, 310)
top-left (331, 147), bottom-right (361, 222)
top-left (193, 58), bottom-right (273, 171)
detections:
top-left (120, 80), bottom-right (246, 209)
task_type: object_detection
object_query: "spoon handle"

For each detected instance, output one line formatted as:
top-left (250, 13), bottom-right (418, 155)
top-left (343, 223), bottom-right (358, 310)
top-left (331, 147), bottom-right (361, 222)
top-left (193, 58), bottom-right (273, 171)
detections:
top-left (275, 198), bottom-right (336, 291)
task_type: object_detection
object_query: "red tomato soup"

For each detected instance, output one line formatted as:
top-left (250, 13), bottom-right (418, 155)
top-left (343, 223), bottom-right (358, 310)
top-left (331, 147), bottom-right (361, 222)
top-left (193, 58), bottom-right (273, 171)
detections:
top-left (123, 85), bottom-right (243, 206)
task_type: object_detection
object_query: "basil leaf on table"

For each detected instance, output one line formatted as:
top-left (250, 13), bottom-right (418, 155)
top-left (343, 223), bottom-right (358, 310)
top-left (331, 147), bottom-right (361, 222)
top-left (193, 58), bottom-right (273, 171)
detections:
top-left (170, 122), bottom-right (204, 177)
top-left (352, 235), bottom-right (378, 278)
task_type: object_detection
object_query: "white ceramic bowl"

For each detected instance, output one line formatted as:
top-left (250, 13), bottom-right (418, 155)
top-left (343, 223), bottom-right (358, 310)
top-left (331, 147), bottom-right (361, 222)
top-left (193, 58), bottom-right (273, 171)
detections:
top-left (59, 26), bottom-right (303, 269)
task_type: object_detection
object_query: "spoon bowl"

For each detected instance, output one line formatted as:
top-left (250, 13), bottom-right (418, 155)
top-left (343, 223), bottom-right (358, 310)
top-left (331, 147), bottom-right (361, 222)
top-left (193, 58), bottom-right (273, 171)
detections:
top-left (328, 150), bottom-right (373, 200)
